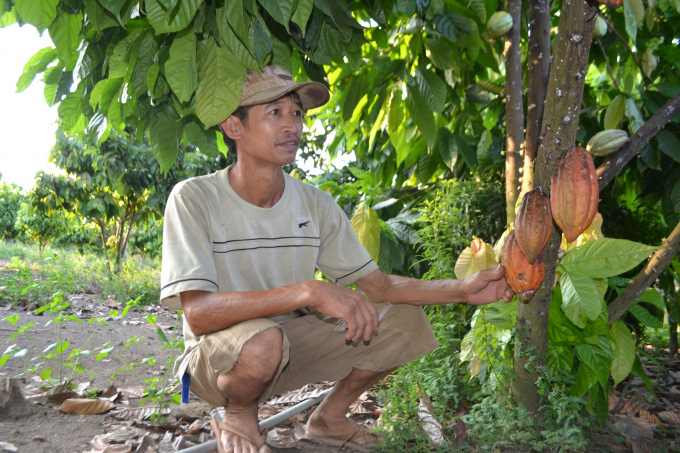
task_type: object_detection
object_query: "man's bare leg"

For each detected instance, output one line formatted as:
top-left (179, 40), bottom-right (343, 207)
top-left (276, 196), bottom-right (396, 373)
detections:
top-left (306, 367), bottom-right (396, 446)
top-left (215, 326), bottom-right (282, 453)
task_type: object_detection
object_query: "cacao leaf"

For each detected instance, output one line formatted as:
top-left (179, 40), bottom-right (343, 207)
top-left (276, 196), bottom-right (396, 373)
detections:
top-left (623, 0), bottom-right (639, 42)
top-left (351, 202), bottom-right (380, 263)
top-left (146, 0), bottom-right (202, 33)
top-left (437, 128), bottom-right (457, 171)
top-left (48, 11), bottom-right (82, 62)
top-left (58, 85), bottom-right (84, 131)
top-left (292, 0), bottom-right (313, 34)
top-left (16, 46), bottom-right (58, 93)
top-left (406, 83), bottom-right (437, 149)
top-left (109, 29), bottom-right (143, 79)
top-left (546, 344), bottom-right (574, 376)
top-left (252, 18), bottom-right (273, 65)
top-left (656, 130), bottom-right (680, 164)
top-left (628, 304), bottom-right (663, 328)
top-left (257, 0), bottom-right (293, 27)
top-left (58, 398), bottom-right (114, 414)
top-left (148, 103), bottom-right (182, 172)
top-left (604, 95), bottom-right (626, 130)
top-left (575, 337), bottom-right (615, 389)
top-left (378, 220), bottom-right (402, 273)
top-left (416, 67), bottom-right (447, 113)
top-left (109, 405), bottom-right (170, 420)
top-left (624, 98), bottom-right (644, 133)
top-left (611, 320), bottom-right (635, 386)
top-left (415, 148), bottom-right (439, 183)
top-left (559, 238), bottom-right (660, 279)
top-left (15, 0), bottom-right (58, 32)
top-left (166, 29), bottom-right (198, 103)
top-left (560, 270), bottom-right (602, 328)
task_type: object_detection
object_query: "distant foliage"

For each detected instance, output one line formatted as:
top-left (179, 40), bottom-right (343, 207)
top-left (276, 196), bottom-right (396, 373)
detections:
top-left (0, 182), bottom-right (25, 240)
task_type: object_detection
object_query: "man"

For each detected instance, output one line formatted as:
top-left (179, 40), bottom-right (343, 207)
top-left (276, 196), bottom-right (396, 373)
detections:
top-left (161, 65), bottom-right (514, 453)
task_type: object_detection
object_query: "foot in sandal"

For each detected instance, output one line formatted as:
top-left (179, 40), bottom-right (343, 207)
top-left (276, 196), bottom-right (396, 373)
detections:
top-left (211, 405), bottom-right (270, 453)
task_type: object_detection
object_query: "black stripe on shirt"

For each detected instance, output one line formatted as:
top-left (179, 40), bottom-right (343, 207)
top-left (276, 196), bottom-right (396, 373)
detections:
top-left (213, 236), bottom-right (321, 244)
top-left (213, 244), bottom-right (321, 254)
top-left (161, 277), bottom-right (218, 291)
top-left (335, 260), bottom-right (375, 282)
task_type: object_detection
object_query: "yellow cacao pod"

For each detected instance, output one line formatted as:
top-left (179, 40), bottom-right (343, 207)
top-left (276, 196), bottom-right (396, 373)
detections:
top-left (586, 129), bottom-right (629, 156)
top-left (487, 11), bottom-right (513, 37)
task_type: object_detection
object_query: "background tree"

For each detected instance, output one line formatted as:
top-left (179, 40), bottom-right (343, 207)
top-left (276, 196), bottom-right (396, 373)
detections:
top-left (0, 179), bottom-right (26, 240)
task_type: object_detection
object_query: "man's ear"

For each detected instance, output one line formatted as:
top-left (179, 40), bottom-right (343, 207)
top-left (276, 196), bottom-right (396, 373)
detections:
top-left (220, 116), bottom-right (242, 140)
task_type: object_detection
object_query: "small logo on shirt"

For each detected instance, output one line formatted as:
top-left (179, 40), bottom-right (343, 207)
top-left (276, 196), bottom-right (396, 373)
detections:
top-left (296, 216), bottom-right (311, 228)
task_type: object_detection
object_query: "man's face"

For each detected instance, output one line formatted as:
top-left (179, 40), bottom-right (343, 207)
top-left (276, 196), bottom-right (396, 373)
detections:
top-left (228, 94), bottom-right (304, 167)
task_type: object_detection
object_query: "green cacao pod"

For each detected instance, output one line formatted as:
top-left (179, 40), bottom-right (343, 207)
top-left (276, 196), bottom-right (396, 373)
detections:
top-left (514, 188), bottom-right (552, 264)
top-left (593, 15), bottom-right (607, 38)
top-left (586, 129), bottom-right (629, 156)
top-left (501, 230), bottom-right (545, 301)
top-left (487, 11), bottom-right (513, 37)
top-left (550, 147), bottom-right (599, 243)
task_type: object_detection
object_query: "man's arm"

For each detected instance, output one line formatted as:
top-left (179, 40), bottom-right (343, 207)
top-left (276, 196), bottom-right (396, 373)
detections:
top-left (180, 279), bottom-right (379, 341)
top-left (354, 264), bottom-right (515, 307)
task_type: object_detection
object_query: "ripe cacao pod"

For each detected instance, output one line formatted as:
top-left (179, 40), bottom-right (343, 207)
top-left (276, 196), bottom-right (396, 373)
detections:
top-left (593, 15), bottom-right (607, 39)
top-left (586, 129), bottom-right (629, 156)
top-left (514, 188), bottom-right (552, 264)
top-left (550, 147), bottom-right (599, 243)
top-left (487, 11), bottom-right (513, 37)
top-left (501, 230), bottom-right (545, 301)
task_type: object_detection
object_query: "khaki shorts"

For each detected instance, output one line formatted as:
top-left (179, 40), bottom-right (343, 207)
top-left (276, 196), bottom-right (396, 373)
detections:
top-left (184, 303), bottom-right (438, 407)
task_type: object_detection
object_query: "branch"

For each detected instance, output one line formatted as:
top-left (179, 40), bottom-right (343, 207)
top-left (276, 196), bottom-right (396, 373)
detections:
top-left (504, 0), bottom-right (524, 224)
top-left (523, 0), bottom-right (551, 194)
top-left (597, 92), bottom-right (680, 190)
top-left (600, 12), bottom-right (654, 87)
top-left (608, 220), bottom-right (680, 325)
top-left (596, 38), bottom-right (621, 92)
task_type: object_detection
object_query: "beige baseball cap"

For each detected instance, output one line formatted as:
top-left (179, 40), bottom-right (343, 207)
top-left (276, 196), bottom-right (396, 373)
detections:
top-left (238, 65), bottom-right (330, 110)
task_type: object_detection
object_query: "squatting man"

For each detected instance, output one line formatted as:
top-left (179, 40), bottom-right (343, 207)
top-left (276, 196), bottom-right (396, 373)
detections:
top-left (160, 65), bottom-right (515, 453)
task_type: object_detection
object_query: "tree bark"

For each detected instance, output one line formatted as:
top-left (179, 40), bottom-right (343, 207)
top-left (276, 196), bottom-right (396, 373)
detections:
top-left (608, 220), bottom-right (680, 325)
top-left (504, 0), bottom-right (524, 225)
top-left (522, 0), bottom-right (551, 195)
top-left (512, 0), bottom-right (597, 414)
top-left (596, 92), bottom-right (680, 190)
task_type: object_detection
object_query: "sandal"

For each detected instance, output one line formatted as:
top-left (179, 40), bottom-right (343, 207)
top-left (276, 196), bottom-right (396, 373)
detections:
top-left (302, 425), bottom-right (382, 452)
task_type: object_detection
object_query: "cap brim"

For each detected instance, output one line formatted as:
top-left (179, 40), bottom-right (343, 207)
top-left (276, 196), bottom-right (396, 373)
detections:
top-left (240, 81), bottom-right (330, 110)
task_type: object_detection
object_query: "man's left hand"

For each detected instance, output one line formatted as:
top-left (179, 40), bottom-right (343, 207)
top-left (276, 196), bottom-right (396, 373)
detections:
top-left (462, 264), bottom-right (515, 305)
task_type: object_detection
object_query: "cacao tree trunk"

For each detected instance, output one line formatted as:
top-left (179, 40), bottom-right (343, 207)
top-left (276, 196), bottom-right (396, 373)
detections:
top-left (512, 0), bottom-right (597, 414)
top-left (504, 0), bottom-right (524, 225)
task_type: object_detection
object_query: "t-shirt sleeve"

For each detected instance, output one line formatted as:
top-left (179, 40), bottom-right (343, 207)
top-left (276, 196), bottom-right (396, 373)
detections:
top-left (160, 184), bottom-right (219, 309)
top-left (315, 197), bottom-right (379, 287)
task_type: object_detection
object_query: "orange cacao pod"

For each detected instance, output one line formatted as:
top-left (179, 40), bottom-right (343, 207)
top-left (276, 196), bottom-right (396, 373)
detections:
top-left (501, 230), bottom-right (545, 301)
top-left (550, 147), bottom-right (599, 243)
top-left (514, 188), bottom-right (552, 264)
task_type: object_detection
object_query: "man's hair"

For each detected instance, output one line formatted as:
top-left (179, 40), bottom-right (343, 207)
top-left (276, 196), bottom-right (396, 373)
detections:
top-left (220, 91), bottom-right (302, 158)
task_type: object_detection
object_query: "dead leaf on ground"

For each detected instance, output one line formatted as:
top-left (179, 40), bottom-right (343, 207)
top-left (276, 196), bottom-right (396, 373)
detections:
top-left (639, 409), bottom-right (661, 425)
top-left (59, 398), bottom-right (114, 415)
top-left (86, 434), bottom-right (132, 453)
top-left (451, 417), bottom-right (467, 446)
top-left (658, 411), bottom-right (680, 426)
top-left (118, 387), bottom-right (147, 398)
top-left (267, 427), bottom-right (298, 448)
top-left (109, 406), bottom-right (171, 420)
top-left (612, 414), bottom-right (655, 440)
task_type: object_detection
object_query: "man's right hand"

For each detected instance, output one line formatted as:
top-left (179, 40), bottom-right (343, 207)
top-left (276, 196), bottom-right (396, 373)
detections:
top-left (304, 280), bottom-right (379, 343)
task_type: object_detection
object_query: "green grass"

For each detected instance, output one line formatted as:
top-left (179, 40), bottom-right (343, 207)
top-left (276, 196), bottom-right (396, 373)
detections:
top-left (0, 239), bottom-right (160, 306)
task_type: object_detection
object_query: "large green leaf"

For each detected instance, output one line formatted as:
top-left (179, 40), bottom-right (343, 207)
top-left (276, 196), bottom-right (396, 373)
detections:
top-left (252, 18), bottom-right (273, 65)
top-left (378, 220), bottom-right (402, 273)
top-left (130, 32), bottom-right (157, 96)
top-left (611, 320), bottom-right (635, 387)
top-left (351, 202), bottom-right (380, 263)
top-left (166, 30), bottom-right (198, 103)
top-left (437, 128), bottom-right (457, 171)
top-left (604, 95), bottom-right (626, 130)
top-left (416, 67), bottom-right (447, 113)
top-left (15, 0), bottom-right (58, 32)
top-left (559, 270), bottom-right (602, 328)
top-left (623, 0), bottom-right (639, 42)
top-left (58, 85), bottom-right (84, 131)
top-left (146, 0), bottom-right (202, 33)
top-left (628, 304), bottom-right (663, 328)
top-left (109, 29), bottom-right (143, 79)
top-left (546, 344), bottom-right (574, 376)
top-left (656, 130), bottom-right (680, 164)
top-left (16, 46), bottom-right (58, 93)
top-left (415, 148), bottom-right (439, 183)
top-left (432, 11), bottom-right (471, 42)
top-left (406, 83), bottom-right (436, 149)
top-left (222, 0), bottom-right (250, 45)
top-left (148, 103), bottom-right (182, 172)
top-left (195, 43), bottom-right (246, 127)
top-left (559, 238), bottom-right (659, 279)
top-left (185, 119), bottom-right (218, 157)
top-left (575, 337), bottom-right (615, 389)
top-left (48, 11), bottom-right (82, 62)
top-left (257, 0), bottom-right (293, 27)
top-left (291, 0), bottom-right (314, 33)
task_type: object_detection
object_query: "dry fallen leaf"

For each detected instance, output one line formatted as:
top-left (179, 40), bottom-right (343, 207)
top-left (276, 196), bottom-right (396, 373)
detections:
top-left (638, 409), bottom-right (661, 425)
top-left (58, 398), bottom-right (114, 415)
top-left (658, 411), bottom-right (680, 426)
top-left (86, 434), bottom-right (132, 453)
top-left (109, 406), bottom-right (170, 420)
top-left (117, 387), bottom-right (147, 398)
top-left (267, 427), bottom-right (298, 448)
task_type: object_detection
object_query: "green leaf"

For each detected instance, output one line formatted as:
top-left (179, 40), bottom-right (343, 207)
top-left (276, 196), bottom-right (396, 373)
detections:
top-left (560, 270), bottom-right (603, 328)
top-left (157, 326), bottom-right (169, 344)
top-left (351, 202), bottom-right (381, 263)
top-left (559, 238), bottom-right (659, 279)
top-left (546, 344), bottom-right (574, 376)
top-left (48, 11), bottom-right (82, 62)
top-left (637, 288), bottom-right (666, 311)
top-left (253, 18), bottom-right (273, 65)
top-left (55, 340), bottom-right (71, 354)
top-left (424, 37), bottom-right (457, 70)
top-left (109, 29), bottom-right (143, 79)
top-left (58, 84), bottom-right (85, 131)
top-left (433, 11), bottom-right (471, 42)
top-left (623, 0), bottom-right (639, 43)
top-left (130, 32), bottom-right (157, 96)
top-left (195, 43), bottom-right (246, 128)
top-left (468, 0), bottom-right (487, 23)
top-left (624, 98), bottom-right (644, 133)
top-left (628, 304), bottom-right (663, 328)
top-left (0, 7), bottom-right (18, 27)
top-left (257, 0), bottom-right (293, 27)
top-left (415, 147), bottom-right (440, 183)
top-left (15, 0), bottom-right (58, 32)
top-left (437, 127), bottom-right (457, 171)
top-left (406, 83), bottom-right (436, 149)
top-left (317, 20), bottom-right (345, 61)
top-left (16, 47), bottom-right (58, 93)
top-left (146, 0), bottom-right (202, 33)
top-left (656, 130), bottom-right (680, 164)
top-left (149, 103), bottom-right (182, 172)
top-left (222, 0), bottom-right (250, 45)
top-left (571, 361), bottom-right (598, 398)
top-left (575, 337), bottom-right (615, 389)
top-left (378, 220), bottom-right (402, 273)
top-left (292, 0), bottom-right (314, 33)
top-left (2, 314), bottom-right (20, 325)
top-left (166, 29), bottom-right (198, 103)
top-left (185, 120), bottom-right (218, 157)
top-left (604, 95), bottom-right (626, 130)
top-left (611, 320), bottom-right (635, 387)
top-left (416, 67), bottom-right (447, 113)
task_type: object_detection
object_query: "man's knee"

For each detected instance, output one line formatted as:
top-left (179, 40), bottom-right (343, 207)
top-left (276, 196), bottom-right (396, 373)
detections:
top-left (235, 326), bottom-right (283, 382)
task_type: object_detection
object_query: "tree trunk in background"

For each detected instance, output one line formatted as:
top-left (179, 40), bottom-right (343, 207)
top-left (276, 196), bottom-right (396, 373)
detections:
top-left (522, 0), bottom-right (551, 195)
top-left (512, 0), bottom-right (597, 414)
top-left (504, 0), bottom-right (524, 225)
